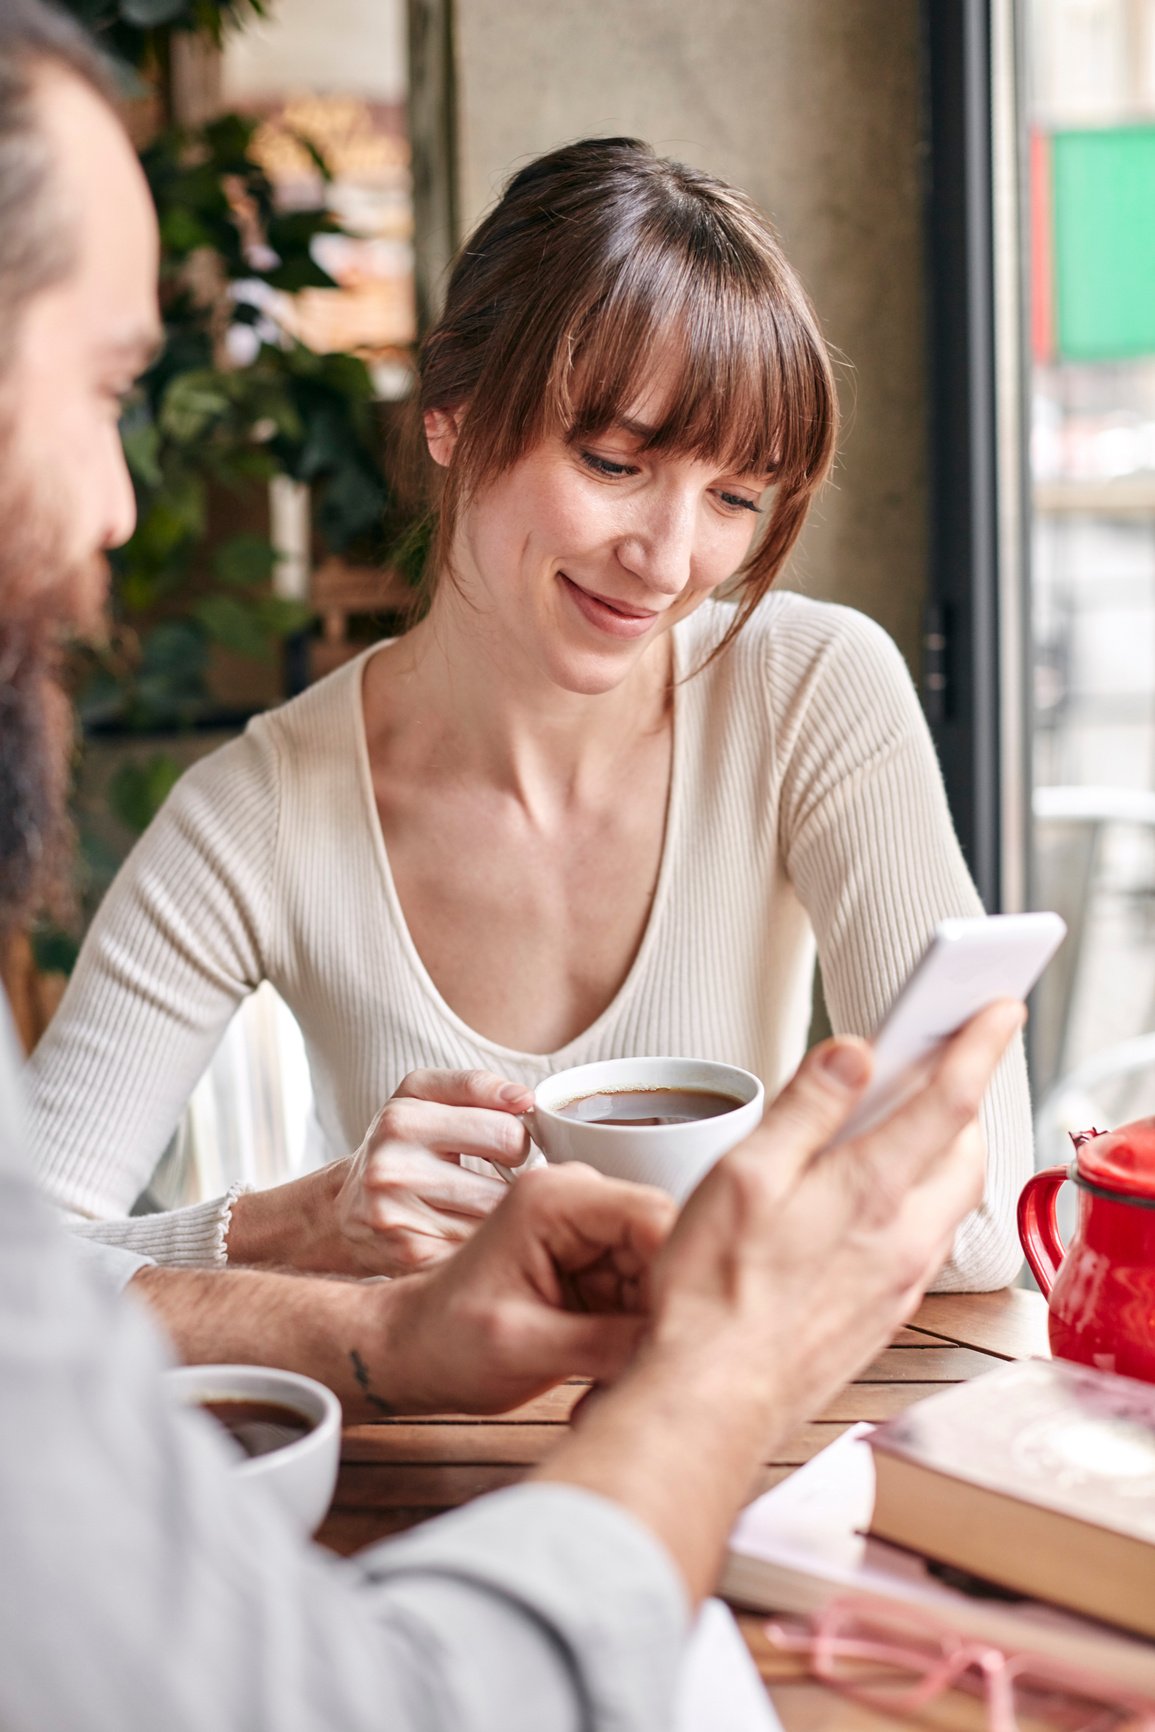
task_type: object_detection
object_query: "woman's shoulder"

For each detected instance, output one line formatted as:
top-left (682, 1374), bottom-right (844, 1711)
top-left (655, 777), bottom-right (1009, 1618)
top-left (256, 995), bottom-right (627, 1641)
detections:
top-left (248, 647), bottom-right (374, 757)
top-left (164, 649), bottom-right (374, 828)
top-left (682, 591), bottom-right (912, 705)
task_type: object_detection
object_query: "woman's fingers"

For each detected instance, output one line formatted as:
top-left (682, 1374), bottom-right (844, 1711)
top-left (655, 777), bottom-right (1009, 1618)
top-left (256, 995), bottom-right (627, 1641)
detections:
top-left (361, 1144), bottom-right (510, 1217)
top-left (371, 1092), bottom-right (533, 1170)
top-left (394, 1067), bottom-right (535, 1113)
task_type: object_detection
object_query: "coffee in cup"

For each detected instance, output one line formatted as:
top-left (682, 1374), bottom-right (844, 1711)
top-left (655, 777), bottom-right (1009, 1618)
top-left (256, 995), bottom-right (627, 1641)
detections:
top-left (197, 1397), bottom-right (316, 1459)
top-left (556, 1086), bottom-right (744, 1127)
top-left (527, 1056), bottom-right (764, 1202)
top-left (164, 1364), bottom-right (341, 1534)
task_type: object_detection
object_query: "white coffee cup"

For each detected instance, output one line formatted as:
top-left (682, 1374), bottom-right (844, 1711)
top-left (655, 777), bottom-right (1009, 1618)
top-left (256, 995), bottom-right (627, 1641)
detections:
top-left (164, 1363), bottom-right (341, 1535)
top-left (526, 1056), bottom-right (764, 1203)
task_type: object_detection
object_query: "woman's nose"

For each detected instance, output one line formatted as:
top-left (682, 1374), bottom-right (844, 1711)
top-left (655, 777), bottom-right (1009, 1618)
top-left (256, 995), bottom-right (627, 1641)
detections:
top-left (616, 495), bottom-right (696, 595)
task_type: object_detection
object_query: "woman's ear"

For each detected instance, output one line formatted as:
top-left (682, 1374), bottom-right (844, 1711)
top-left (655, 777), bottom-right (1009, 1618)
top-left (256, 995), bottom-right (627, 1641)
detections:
top-left (423, 406), bottom-right (462, 468)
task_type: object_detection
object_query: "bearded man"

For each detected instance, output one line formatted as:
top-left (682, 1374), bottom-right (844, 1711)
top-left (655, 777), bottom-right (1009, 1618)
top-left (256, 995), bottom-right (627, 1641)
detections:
top-left (0, 4), bottom-right (1022, 1729)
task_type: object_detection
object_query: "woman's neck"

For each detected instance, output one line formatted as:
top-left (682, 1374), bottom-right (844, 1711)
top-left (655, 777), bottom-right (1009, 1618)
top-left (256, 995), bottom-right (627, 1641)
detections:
top-left (364, 585), bottom-right (675, 813)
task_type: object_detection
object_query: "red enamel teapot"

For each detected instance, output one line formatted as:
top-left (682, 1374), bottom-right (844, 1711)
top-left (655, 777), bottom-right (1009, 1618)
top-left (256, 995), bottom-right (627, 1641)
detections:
top-left (1018, 1118), bottom-right (1155, 1384)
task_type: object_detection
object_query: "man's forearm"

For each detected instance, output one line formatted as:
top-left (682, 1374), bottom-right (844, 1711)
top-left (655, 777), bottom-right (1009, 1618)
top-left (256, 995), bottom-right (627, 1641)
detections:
top-left (130, 1263), bottom-right (413, 1421)
top-left (533, 1347), bottom-right (786, 1607)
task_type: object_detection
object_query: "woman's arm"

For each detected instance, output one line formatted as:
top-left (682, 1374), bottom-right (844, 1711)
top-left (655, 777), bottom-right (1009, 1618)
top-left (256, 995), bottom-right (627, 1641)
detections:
top-left (26, 724), bottom-right (279, 1261)
top-left (773, 602), bottom-right (1032, 1290)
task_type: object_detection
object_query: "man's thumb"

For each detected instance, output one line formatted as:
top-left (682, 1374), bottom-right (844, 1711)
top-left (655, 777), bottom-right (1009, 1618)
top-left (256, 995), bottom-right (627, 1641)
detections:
top-left (749, 1037), bottom-right (873, 1177)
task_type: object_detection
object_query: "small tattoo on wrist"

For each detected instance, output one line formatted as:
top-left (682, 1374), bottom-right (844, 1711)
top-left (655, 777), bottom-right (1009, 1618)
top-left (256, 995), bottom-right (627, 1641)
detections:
top-left (349, 1348), bottom-right (396, 1417)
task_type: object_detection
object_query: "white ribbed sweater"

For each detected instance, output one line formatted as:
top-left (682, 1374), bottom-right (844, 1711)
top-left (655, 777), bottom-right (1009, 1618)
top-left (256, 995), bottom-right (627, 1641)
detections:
top-left (28, 592), bottom-right (1031, 1288)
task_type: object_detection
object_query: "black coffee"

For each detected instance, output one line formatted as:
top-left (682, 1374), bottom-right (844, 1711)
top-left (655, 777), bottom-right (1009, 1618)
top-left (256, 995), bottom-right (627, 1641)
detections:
top-left (199, 1397), bottom-right (315, 1459)
top-left (557, 1086), bottom-right (743, 1127)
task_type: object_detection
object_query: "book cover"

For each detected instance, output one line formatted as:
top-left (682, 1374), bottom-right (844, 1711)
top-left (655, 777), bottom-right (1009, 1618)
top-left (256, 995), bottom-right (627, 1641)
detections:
top-left (871, 1357), bottom-right (1155, 1542)
top-left (722, 1424), bottom-right (1155, 1692)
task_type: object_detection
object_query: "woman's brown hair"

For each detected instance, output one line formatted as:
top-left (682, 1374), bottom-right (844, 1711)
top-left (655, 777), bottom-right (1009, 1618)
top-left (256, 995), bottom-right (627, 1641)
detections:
top-left (414, 135), bottom-right (838, 653)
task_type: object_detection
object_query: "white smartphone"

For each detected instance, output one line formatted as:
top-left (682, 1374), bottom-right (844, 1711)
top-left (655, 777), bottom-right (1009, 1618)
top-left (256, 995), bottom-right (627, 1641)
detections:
top-left (830, 911), bottom-right (1066, 1144)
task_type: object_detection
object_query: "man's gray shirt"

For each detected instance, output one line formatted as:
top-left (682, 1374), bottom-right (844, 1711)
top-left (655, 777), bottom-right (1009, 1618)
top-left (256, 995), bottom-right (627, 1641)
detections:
top-left (0, 1004), bottom-right (687, 1730)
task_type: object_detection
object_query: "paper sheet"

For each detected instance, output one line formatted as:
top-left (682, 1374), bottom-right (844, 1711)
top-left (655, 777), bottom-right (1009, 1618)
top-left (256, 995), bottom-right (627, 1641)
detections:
top-left (674, 1598), bottom-right (784, 1732)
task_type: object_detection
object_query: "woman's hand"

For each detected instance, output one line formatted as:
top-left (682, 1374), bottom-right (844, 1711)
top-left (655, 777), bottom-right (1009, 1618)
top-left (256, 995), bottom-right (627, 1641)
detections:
top-left (226, 1067), bottom-right (536, 1278)
top-left (330, 1068), bottom-right (536, 1275)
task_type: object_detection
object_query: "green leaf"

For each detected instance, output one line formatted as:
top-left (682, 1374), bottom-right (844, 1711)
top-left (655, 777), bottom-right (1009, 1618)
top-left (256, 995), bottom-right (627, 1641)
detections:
top-left (213, 533), bottom-right (277, 589)
top-left (194, 594), bottom-right (275, 661)
top-left (203, 113), bottom-right (257, 161)
top-left (120, 417), bottom-right (162, 489)
top-left (32, 926), bottom-right (80, 976)
top-left (129, 471), bottom-right (206, 564)
top-left (120, 0), bottom-right (189, 24)
top-left (158, 205), bottom-right (218, 256)
top-left (134, 622), bottom-right (208, 723)
top-left (260, 256), bottom-right (339, 293)
top-left (317, 461), bottom-right (387, 550)
top-left (159, 370), bottom-right (232, 444)
top-left (108, 754), bottom-right (184, 835)
top-left (255, 595), bottom-right (314, 637)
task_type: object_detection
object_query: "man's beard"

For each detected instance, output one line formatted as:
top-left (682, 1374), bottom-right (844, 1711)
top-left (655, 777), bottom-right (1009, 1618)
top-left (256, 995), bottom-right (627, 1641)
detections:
top-left (0, 419), bottom-right (107, 956)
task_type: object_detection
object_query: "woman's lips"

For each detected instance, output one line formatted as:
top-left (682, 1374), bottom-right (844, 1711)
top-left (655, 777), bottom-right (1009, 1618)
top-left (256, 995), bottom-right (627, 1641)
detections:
top-left (558, 573), bottom-right (660, 639)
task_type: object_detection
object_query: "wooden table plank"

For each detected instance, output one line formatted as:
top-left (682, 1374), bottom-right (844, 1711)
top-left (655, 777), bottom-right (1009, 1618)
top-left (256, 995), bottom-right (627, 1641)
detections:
top-left (333, 1462), bottom-right (527, 1508)
top-left (418, 1383), bottom-right (587, 1423)
top-left (813, 1381), bottom-right (974, 1421)
top-left (854, 1344), bottom-right (1002, 1382)
top-left (911, 1288), bottom-right (1049, 1360)
top-left (342, 1422), bottom-right (562, 1465)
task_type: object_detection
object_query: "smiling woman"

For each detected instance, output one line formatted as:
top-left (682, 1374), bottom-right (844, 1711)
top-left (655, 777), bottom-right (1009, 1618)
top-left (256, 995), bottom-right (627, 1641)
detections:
top-left (28, 136), bottom-right (1033, 1294)
top-left (416, 136), bottom-right (834, 659)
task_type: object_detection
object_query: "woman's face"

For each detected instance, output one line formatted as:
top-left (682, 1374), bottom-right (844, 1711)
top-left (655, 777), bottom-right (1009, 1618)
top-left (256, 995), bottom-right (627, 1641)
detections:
top-left (428, 372), bottom-right (772, 695)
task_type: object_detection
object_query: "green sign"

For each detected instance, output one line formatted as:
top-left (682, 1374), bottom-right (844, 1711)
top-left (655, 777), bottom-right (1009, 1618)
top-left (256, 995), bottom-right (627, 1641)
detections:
top-left (1052, 126), bottom-right (1155, 362)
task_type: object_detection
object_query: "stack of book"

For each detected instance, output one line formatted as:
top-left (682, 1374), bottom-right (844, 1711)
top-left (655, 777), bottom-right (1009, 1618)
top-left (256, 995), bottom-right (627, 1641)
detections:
top-left (721, 1357), bottom-right (1155, 1693)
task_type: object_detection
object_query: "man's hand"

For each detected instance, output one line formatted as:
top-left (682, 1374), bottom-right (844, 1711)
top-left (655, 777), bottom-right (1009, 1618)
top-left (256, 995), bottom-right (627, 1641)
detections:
top-left (536, 1000), bottom-right (1026, 1605)
top-left (378, 1163), bottom-right (677, 1415)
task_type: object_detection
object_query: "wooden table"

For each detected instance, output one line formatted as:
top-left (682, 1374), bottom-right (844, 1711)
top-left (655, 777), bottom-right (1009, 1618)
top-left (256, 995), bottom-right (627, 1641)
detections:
top-left (317, 1288), bottom-right (1050, 1729)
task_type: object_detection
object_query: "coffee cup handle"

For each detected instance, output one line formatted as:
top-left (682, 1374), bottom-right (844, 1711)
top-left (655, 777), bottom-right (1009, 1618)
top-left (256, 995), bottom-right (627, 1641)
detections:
top-left (490, 1110), bottom-right (541, 1186)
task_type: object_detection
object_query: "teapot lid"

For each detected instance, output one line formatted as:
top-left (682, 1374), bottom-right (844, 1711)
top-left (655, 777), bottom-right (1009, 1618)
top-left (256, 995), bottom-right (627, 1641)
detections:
top-left (1071, 1120), bottom-right (1155, 1199)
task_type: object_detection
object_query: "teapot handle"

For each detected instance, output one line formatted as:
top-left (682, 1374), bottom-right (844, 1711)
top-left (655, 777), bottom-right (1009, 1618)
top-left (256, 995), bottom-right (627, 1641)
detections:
top-left (1016, 1165), bottom-right (1068, 1298)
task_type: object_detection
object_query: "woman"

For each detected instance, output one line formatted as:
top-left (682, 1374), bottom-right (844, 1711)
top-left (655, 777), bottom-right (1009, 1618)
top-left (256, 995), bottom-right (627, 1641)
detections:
top-left (28, 137), bottom-right (1030, 1289)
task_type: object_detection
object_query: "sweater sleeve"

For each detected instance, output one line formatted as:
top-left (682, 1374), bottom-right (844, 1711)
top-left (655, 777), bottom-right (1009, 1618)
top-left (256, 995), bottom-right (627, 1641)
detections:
top-left (25, 723), bottom-right (280, 1264)
top-left (771, 604), bottom-right (1032, 1291)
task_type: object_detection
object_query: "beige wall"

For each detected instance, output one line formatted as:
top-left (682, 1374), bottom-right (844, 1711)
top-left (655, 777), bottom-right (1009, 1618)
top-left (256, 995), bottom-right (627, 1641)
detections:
top-left (452, 0), bottom-right (928, 672)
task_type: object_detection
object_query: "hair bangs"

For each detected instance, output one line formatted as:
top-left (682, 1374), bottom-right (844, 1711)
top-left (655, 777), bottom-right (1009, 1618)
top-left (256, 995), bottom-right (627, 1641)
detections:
top-left (415, 138), bottom-right (839, 645)
top-left (556, 228), bottom-right (828, 496)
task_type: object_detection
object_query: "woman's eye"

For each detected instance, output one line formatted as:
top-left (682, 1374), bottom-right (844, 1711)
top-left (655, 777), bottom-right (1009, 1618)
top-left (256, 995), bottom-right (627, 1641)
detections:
top-left (718, 490), bottom-right (761, 514)
top-left (579, 450), bottom-right (638, 479)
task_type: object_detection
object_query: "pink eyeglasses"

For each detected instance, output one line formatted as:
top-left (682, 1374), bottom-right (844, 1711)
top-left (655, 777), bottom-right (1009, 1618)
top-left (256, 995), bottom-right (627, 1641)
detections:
top-left (763, 1598), bottom-right (1155, 1731)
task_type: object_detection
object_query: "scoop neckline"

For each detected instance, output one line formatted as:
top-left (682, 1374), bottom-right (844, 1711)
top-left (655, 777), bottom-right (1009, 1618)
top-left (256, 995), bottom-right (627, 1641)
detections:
top-left (350, 630), bottom-right (688, 1067)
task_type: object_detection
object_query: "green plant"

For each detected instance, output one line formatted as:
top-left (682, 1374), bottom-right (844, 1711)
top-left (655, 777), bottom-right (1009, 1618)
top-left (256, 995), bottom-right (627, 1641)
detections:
top-left (75, 107), bottom-right (389, 734)
top-left (41, 0), bottom-right (393, 966)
